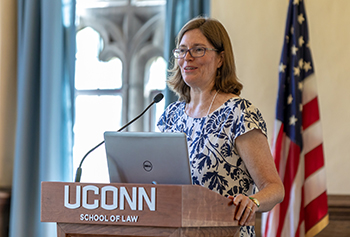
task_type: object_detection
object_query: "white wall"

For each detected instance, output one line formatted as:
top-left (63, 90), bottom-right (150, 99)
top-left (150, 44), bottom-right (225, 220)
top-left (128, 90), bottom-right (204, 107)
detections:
top-left (211, 0), bottom-right (350, 195)
top-left (1, 0), bottom-right (349, 194)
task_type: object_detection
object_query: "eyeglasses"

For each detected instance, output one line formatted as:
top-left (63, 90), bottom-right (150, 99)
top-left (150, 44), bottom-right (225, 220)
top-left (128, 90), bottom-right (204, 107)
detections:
top-left (172, 46), bottom-right (218, 59)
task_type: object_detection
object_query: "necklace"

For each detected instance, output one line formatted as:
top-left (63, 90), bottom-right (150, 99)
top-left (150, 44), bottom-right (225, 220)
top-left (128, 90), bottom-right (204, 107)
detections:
top-left (206, 90), bottom-right (219, 117)
top-left (185, 90), bottom-right (220, 118)
top-left (200, 90), bottom-right (219, 141)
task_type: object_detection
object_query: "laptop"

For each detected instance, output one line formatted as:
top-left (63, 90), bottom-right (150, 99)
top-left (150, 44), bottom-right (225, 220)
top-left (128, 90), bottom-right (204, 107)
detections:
top-left (104, 132), bottom-right (193, 185)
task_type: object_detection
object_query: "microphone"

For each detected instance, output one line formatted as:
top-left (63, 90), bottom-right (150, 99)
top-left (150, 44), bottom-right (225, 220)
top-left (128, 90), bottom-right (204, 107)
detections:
top-left (74, 93), bottom-right (164, 182)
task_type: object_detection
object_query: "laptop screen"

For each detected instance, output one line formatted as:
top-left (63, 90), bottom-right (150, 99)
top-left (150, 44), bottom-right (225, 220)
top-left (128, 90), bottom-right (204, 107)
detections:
top-left (104, 132), bottom-right (193, 185)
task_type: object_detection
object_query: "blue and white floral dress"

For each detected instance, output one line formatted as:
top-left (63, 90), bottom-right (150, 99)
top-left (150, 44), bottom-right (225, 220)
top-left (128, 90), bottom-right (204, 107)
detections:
top-left (157, 97), bottom-right (268, 237)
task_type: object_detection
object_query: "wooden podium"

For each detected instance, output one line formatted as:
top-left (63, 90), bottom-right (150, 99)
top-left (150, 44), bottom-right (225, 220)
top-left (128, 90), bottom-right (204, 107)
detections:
top-left (41, 182), bottom-right (254, 237)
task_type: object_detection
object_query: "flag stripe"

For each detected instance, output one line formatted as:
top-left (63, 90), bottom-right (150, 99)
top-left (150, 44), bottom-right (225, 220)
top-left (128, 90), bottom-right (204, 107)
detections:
top-left (296, 187), bottom-right (305, 237)
top-left (304, 166), bottom-right (327, 206)
top-left (274, 123), bottom-right (284, 174)
top-left (263, 204), bottom-right (279, 237)
top-left (302, 97), bottom-right (319, 130)
top-left (285, 155), bottom-right (304, 237)
top-left (263, 122), bottom-right (286, 237)
top-left (277, 141), bottom-right (301, 237)
top-left (302, 121), bottom-right (323, 154)
top-left (304, 144), bottom-right (324, 179)
top-left (302, 74), bottom-right (318, 105)
top-left (304, 191), bottom-right (328, 232)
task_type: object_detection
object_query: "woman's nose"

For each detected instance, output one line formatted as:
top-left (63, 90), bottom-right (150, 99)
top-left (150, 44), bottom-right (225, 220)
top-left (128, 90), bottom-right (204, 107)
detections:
top-left (184, 51), bottom-right (194, 60)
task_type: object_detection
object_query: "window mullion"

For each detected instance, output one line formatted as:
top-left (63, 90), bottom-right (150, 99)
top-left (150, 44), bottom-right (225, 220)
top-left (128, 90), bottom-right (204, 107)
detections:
top-left (76, 89), bottom-right (122, 96)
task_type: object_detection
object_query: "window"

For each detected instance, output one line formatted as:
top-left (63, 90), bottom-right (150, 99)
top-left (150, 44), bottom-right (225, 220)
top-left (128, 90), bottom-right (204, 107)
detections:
top-left (74, 27), bottom-right (123, 183)
top-left (73, 0), bottom-right (166, 182)
top-left (145, 57), bottom-right (166, 131)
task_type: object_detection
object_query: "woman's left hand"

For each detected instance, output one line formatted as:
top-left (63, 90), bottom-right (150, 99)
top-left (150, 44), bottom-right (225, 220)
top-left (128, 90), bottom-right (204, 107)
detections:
top-left (228, 194), bottom-right (258, 226)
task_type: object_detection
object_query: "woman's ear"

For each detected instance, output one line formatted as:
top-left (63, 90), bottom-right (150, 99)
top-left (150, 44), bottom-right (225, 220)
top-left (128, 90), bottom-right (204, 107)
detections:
top-left (217, 51), bottom-right (224, 68)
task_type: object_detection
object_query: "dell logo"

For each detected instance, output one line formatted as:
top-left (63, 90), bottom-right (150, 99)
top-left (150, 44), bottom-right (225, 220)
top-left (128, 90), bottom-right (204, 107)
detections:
top-left (143, 160), bottom-right (153, 172)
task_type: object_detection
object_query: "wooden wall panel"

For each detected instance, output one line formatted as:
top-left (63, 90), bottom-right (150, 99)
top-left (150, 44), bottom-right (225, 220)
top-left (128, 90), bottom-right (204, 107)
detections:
top-left (255, 195), bottom-right (350, 236)
top-left (0, 190), bottom-right (10, 237)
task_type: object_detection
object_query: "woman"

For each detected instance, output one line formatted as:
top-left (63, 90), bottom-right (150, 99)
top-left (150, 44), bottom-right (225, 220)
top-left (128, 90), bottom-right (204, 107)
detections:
top-left (157, 17), bottom-right (284, 237)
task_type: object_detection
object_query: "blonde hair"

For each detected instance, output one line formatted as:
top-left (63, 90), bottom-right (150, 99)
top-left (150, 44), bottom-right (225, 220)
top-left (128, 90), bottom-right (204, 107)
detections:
top-left (167, 17), bottom-right (243, 103)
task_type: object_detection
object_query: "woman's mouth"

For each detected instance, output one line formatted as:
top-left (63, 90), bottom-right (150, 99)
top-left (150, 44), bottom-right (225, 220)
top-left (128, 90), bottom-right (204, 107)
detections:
top-left (184, 66), bottom-right (197, 70)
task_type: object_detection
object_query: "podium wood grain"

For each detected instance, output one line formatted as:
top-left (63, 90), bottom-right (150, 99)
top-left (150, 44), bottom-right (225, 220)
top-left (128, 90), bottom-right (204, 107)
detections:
top-left (57, 223), bottom-right (241, 237)
top-left (42, 182), bottom-right (252, 236)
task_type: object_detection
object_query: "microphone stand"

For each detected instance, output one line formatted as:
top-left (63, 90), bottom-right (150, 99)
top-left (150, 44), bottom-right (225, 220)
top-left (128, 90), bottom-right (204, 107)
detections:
top-left (74, 93), bottom-right (164, 182)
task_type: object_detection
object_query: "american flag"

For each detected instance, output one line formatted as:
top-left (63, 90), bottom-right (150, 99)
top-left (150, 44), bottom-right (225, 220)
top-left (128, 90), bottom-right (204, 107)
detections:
top-left (262, 0), bottom-right (329, 236)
